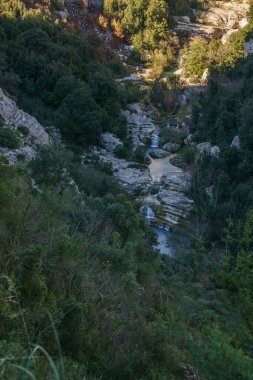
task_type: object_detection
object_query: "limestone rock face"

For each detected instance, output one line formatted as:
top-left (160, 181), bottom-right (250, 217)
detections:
top-left (94, 148), bottom-right (152, 195)
top-left (0, 88), bottom-right (50, 146)
top-left (100, 132), bottom-right (123, 152)
top-left (0, 88), bottom-right (50, 164)
top-left (122, 103), bottom-right (157, 149)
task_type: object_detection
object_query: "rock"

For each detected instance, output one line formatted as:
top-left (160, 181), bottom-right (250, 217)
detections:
top-left (144, 154), bottom-right (152, 165)
top-left (122, 104), bottom-right (157, 149)
top-left (94, 148), bottom-right (152, 195)
top-left (179, 94), bottom-right (187, 106)
top-left (197, 142), bottom-right (211, 154)
top-left (230, 135), bottom-right (240, 149)
top-left (210, 145), bottom-right (220, 157)
top-left (0, 88), bottom-right (50, 147)
top-left (0, 146), bottom-right (37, 165)
top-left (149, 149), bottom-right (169, 159)
top-left (162, 142), bottom-right (181, 153)
top-left (169, 155), bottom-right (184, 168)
top-left (128, 103), bottom-right (142, 113)
top-left (201, 68), bottom-right (209, 83)
top-left (162, 171), bottom-right (191, 192)
top-left (184, 134), bottom-right (194, 145)
top-left (157, 189), bottom-right (194, 225)
top-left (100, 132), bottom-right (123, 152)
top-left (116, 74), bottom-right (142, 83)
top-left (239, 17), bottom-right (248, 29)
top-left (244, 39), bottom-right (253, 56)
top-left (0, 88), bottom-right (50, 164)
top-left (174, 16), bottom-right (191, 24)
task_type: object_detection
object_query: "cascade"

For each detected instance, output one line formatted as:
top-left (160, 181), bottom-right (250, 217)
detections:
top-left (140, 205), bottom-right (155, 219)
top-left (151, 132), bottom-right (159, 148)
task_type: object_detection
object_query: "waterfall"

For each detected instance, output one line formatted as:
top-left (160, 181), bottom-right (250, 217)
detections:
top-left (151, 132), bottom-right (159, 148)
top-left (140, 205), bottom-right (155, 219)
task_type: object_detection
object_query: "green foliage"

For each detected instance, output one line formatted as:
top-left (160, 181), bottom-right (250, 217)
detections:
top-left (0, 3), bottom-right (125, 146)
top-left (0, 124), bottom-right (20, 149)
top-left (103, 0), bottom-right (172, 75)
top-left (190, 54), bottom-right (253, 241)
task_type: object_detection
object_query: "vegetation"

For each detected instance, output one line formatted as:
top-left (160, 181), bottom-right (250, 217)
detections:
top-left (0, 1), bottom-right (253, 379)
top-left (0, 0), bottom-right (128, 147)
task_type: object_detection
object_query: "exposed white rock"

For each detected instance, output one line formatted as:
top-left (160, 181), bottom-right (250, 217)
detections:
top-left (162, 171), bottom-right (191, 193)
top-left (100, 132), bottom-right (123, 152)
top-left (0, 88), bottom-right (50, 164)
top-left (0, 88), bottom-right (50, 146)
top-left (201, 68), bottom-right (209, 83)
top-left (122, 104), bottom-right (157, 149)
top-left (116, 74), bottom-right (142, 83)
top-left (244, 39), bottom-right (253, 56)
top-left (174, 16), bottom-right (191, 24)
top-left (197, 142), bottom-right (211, 154)
top-left (210, 145), bottom-right (220, 157)
top-left (239, 17), bottom-right (248, 29)
top-left (230, 135), bottom-right (240, 149)
top-left (94, 148), bottom-right (152, 194)
top-left (179, 94), bottom-right (187, 106)
top-left (0, 146), bottom-right (37, 164)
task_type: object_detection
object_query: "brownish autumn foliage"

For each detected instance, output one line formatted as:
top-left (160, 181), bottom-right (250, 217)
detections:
top-left (111, 18), bottom-right (124, 39)
top-left (98, 14), bottom-right (108, 30)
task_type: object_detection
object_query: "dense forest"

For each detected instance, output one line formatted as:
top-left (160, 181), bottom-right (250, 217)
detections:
top-left (0, 0), bottom-right (253, 379)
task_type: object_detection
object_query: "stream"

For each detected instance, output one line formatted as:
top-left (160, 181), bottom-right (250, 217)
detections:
top-left (140, 132), bottom-right (182, 257)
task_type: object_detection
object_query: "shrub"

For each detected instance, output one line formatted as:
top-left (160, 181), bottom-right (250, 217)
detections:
top-left (17, 125), bottom-right (29, 136)
top-left (0, 126), bottom-right (20, 149)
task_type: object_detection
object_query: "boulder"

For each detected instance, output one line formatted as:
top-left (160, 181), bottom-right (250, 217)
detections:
top-left (100, 132), bottom-right (123, 152)
top-left (239, 18), bottom-right (248, 29)
top-left (162, 171), bottom-right (191, 192)
top-left (162, 142), bottom-right (181, 153)
top-left (230, 135), bottom-right (240, 149)
top-left (184, 134), bottom-right (194, 145)
top-left (149, 149), bottom-right (169, 159)
top-left (197, 142), bottom-right (211, 154)
top-left (169, 155), bottom-right (184, 168)
top-left (210, 145), bottom-right (220, 157)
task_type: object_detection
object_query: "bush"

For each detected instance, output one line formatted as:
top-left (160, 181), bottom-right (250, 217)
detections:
top-left (0, 126), bottom-right (20, 149)
top-left (114, 144), bottom-right (128, 159)
top-left (17, 125), bottom-right (29, 136)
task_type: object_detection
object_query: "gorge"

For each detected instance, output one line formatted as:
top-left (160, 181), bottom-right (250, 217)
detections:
top-left (0, 1), bottom-right (253, 379)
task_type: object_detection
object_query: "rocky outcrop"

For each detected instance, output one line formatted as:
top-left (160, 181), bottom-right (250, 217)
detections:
top-left (244, 39), bottom-right (253, 55)
top-left (197, 142), bottom-right (220, 157)
top-left (0, 88), bottom-right (50, 164)
top-left (100, 132), bottom-right (123, 152)
top-left (162, 142), bottom-right (181, 153)
top-left (175, 1), bottom-right (249, 41)
top-left (230, 135), bottom-right (240, 149)
top-left (94, 148), bottom-right (152, 195)
top-left (122, 103), bottom-right (157, 149)
top-left (197, 142), bottom-right (211, 154)
top-left (140, 162), bottom-right (193, 227)
top-left (149, 149), bottom-right (169, 159)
